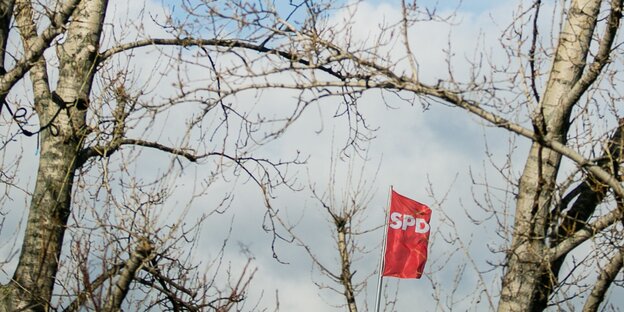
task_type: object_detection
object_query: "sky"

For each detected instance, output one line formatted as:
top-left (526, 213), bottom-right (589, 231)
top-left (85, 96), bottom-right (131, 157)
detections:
top-left (0, 0), bottom-right (524, 310)
top-left (173, 1), bottom-right (522, 311)
top-left (1, 0), bottom-right (623, 311)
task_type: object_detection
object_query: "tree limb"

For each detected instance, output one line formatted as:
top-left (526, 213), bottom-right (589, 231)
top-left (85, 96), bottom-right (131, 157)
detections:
top-left (0, 0), bottom-right (80, 94)
top-left (103, 238), bottom-right (153, 312)
top-left (582, 247), bottom-right (624, 312)
top-left (561, 0), bottom-right (623, 112)
top-left (552, 119), bottom-right (624, 247)
top-left (548, 206), bottom-right (623, 260)
top-left (62, 264), bottom-right (124, 312)
top-left (96, 37), bottom-right (345, 80)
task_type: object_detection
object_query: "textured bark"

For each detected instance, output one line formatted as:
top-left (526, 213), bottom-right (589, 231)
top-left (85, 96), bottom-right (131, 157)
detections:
top-left (497, 0), bottom-right (602, 311)
top-left (0, 0), bottom-right (13, 71)
top-left (0, 0), bottom-right (108, 310)
top-left (530, 121), bottom-right (624, 310)
top-left (0, 0), bottom-right (13, 124)
top-left (336, 220), bottom-right (357, 312)
top-left (102, 239), bottom-right (153, 312)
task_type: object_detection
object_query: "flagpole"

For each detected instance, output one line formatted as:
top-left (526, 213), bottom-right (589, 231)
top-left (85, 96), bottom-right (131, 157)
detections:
top-left (374, 186), bottom-right (393, 312)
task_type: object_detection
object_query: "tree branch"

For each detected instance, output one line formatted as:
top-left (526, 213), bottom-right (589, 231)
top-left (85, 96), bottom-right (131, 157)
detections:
top-left (400, 0), bottom-right (419, 82)
top-left (0, 0), bottom-right (80, 94)
top-left (103, 238), bottom-right (153, 312)
top-left (96, 37), bottom-right (345, 80)
top-left (62, 264), bottom-right (124, 312)
top-left (582, 247), bottom-right (624, 312)
top-left (529, 0), bottom-right (542, 103)
top-left (561, 0), bottom-right (623, 111)
top-left (552, 119), bottom-right (624, 247)
top-left (548, 205), bottom-right (623, 260)
top-left (136, 71), bottom-right (624, 209)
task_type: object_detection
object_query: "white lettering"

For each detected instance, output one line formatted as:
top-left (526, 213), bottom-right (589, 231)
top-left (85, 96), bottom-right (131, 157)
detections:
top-left (387, 212), bottom-right (430, 233)
top-left (414, 218), bottom-right (430, 233)
top-left (389, 212), bottom-right (402, 229)
top-left (402, 214), bottom-right (416, 230)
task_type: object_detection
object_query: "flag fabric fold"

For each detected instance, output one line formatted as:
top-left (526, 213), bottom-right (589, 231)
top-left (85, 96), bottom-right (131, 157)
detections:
top-left (382, 190), bottom-right (431, 279)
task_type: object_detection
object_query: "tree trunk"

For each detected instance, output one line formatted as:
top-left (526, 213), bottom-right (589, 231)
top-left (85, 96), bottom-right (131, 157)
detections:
top-left (337, 223), bottom-right (357, 312)
top-left (497, 0), bottom-right (602, 311)
top-left (0, 0), bottom-right (108, 310)
top-left (2, 123), bottom-right (81, 311)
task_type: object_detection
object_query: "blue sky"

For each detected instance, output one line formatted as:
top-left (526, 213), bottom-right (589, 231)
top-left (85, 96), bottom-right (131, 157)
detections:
top-left (366, 0), bottom-right (500, 12)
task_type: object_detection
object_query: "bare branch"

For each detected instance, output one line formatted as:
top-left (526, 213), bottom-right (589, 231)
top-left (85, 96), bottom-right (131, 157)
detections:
top-left (528, 0), bottom-right (542, 103)
top-left (560, 0), bottom-right (623, 111)
top-left (400, 0), bottom-right (419, 82)
top-left (582, 247), bottom-right (624, 312)
top-left (548, 206), bottom-right (623, 260)
top-left (103, 238), bottom-right (154, 312)
top-left (0, 0), bottom-right (80, 94)
top-left (96, 37), bottom-right (345, 80)
top-left (62, 264), bottom-right (124, 312)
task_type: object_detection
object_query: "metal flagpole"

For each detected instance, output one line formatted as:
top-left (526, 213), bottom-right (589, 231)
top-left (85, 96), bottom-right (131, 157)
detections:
top-left (374, 186), bottom-right (393, 312)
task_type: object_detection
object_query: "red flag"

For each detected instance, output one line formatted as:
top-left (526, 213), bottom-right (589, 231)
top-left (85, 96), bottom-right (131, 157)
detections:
top-left (382, 190), bottom-right (431, 279)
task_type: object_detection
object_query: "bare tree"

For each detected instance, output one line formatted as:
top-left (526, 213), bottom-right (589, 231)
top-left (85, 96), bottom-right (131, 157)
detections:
top-left (180, 0), bottom-right (624, 310)
top-left (276, 149), bottom-right (386, 312)
top-left (0, 0), bottom-right (307, 310)
top-left (2, 0), bottom-right (624, 311)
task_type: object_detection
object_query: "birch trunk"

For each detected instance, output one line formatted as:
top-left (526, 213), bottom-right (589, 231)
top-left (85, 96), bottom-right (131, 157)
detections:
top-left (0, 0), bottom-right (108, 310)
top-left (337, 223), bottom-right (358, 312)
top-left (497, 0), bottom-right (602, 310)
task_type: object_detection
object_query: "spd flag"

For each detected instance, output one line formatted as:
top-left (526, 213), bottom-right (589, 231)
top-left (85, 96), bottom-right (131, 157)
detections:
top-left (382, 190), bottom-right (431, 279)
